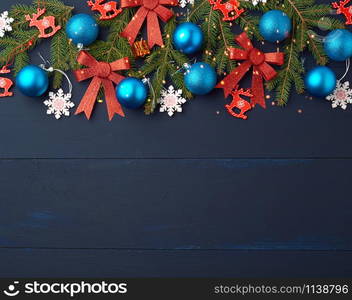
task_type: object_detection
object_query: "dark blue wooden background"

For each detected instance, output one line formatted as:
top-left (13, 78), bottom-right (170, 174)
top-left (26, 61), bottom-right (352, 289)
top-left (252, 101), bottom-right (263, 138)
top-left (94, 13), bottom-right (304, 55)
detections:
top-left (0, 0), bottom-right (351, 278)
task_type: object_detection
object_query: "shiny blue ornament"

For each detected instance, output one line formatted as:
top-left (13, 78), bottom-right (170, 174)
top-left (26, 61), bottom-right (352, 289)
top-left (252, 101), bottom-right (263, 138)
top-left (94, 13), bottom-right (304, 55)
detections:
top-left (305, 66), bottom-right (336, 97)
top-left (16, 65), bottom-right (49, 97)
top-left (116, 78), bottom-right (148, 109)
top-left (173, 22), bottom-right (204, 55)
top-left (259, 10), bottom-right (292, 42)
top-left (66, 14), bottom-right (99, 47)
top-left (184, 62), bottom-right (217, 95)
top-left (324, 29), bottom-right (352, 62)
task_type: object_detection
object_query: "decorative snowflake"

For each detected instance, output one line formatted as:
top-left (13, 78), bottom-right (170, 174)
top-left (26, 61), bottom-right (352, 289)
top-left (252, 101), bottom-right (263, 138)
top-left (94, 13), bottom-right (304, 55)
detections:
top-left (44, 89), bottom-right (74, 119)
top-left (179, 0), bottom-right (194, 8)
top-left (0, 11), bottom-right (14, 38)
top-left (326, 81), bottom-right (352, 110)
top-left (244, 0), bottom-right (267, 5)
top-left (159, 86), bottom-right (186, 116)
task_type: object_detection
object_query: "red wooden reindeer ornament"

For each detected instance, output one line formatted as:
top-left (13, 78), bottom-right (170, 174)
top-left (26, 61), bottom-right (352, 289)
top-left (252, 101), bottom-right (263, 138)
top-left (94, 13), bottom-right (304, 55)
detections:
top-left (225, 86), bottom-right (253, 120)
top-left (0, 66), bottom-right (13, 98)
top-left (208, 0), bottom-right (244, 21)
top-left (25, 8), bottom-right (61, 38)
top-left (87, 0), bottom-right (122, 20)
top-left (332, 0), bottom-right (352, 25)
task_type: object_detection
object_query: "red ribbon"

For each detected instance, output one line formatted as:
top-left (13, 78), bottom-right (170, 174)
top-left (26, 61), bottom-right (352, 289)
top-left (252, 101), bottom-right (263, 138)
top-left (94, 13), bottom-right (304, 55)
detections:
top-left (74, 51), bottom-right (131, 121)
top-left (216, 32), bottom-right (284, 108)
top-left (120, 0), bottom-right (177, 49)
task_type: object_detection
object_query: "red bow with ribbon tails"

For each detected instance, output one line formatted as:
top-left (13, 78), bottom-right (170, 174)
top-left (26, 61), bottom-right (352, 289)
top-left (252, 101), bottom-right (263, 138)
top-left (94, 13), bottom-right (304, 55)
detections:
top-left (74, 51), bottom-right (131, 121)
top-left (120, 0), bottom-right (177, 49)
top-left (217, 32), bottom-right (285, 108)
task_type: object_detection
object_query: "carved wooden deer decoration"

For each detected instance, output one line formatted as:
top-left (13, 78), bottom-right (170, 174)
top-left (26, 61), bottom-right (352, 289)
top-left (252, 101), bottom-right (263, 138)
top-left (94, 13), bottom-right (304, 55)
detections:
top-left (208, 0), bottom-right (244, 21)
top-left (225, 87), bottom-right (253, 120)
top-left (25, 8), bottom-right (61, 38)
top-left (0, 66), bottom-right (13, 97)
top-left (87, 0), bottom-right (122, 20)
top-left (332, 0), bottom-right (352, 25)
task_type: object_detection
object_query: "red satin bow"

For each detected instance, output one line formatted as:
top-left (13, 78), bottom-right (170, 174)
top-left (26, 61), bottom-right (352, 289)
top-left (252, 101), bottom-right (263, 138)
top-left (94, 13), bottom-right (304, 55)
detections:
top-left (120, 0), bottom-right (177, 49)
top-left (74, 51), bottom-right (130, 121)
top-left (217, 32), bottom-right (284, 108)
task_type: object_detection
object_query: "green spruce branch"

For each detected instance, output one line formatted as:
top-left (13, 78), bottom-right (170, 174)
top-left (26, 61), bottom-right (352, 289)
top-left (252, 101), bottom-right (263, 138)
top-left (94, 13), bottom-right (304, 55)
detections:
top-left (90, 9), bottom-right (134, 63)
top-left (89, 10), bottom-right (135, 102)
top-left (134, 17), bottom-right (191, 115)
top-left (189, 0), bottom-right (238, 75)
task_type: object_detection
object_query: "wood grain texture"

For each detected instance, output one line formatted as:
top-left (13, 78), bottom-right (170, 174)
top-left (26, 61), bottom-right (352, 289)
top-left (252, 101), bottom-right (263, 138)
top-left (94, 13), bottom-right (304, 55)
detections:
top-left (0, 159), bottom-right (351, 251)
top-left (1, 249), bottom-right (352, 277)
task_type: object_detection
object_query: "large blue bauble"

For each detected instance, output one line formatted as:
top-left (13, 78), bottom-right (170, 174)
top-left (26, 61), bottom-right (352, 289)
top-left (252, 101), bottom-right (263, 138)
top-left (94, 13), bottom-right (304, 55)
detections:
top-left (324, 29), bottom-right (352, 62)
top-left (259, 10), bottom-right (292, 42)
top-left (305, 66), bottom-right (336, 97)
top-left (116, 78), bottom-right (148, 109)
top-left (66, 14), bottom-right (99, 46)
top-left (16, 65), bottom-right (49, 97)
top-left (173, 22), bottom-right (204, 55)
top-left (184, 62), bottom-right (217, 95)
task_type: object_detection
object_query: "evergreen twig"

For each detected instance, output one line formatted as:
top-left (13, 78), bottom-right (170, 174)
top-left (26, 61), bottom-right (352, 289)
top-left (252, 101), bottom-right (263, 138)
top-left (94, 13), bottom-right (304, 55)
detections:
top-left (261, 0), bottom-right (344, 105)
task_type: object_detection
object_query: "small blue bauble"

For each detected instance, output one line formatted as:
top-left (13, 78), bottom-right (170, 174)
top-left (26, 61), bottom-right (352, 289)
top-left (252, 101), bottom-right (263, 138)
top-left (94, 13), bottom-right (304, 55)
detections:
top-left (116, 78), bottom-right (148, 109)
top-left (16, 65), bottom-right (49, 97)
top-left (173, 22), bottom-right (204, 55)
top-left (259, 10), bottom-right (292, 42)
top-left (305, 66), bottom-right (336, 97)
top-left (66, 14), bottom-right (99, 46)
top-left (324, 29), bottom-right (352, 62)
top-left (184, 62), bottom-right (217, 95)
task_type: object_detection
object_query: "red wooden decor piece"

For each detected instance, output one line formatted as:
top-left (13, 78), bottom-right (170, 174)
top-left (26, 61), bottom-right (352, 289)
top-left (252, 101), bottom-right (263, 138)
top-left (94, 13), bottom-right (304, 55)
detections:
top-left (208, 0), bottom-right (244, 21)
top-left (87, 0), bottom-right (122, 20)
top-left (332, 0), bottom-right (352, 25)
top-left (225, 86), bottom-right (253, 120)
top-left (0, 66), bottom-right (13, 98)
top-left (25, 8), bottom-right (61, 38)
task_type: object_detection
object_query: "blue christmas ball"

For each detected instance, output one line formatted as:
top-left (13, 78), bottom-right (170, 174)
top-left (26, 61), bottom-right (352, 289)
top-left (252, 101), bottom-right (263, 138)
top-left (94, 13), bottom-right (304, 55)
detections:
top-left (184, 62), bottom-right (217, 95)
top-left (173, 22), bottom-right (204, 55)
top-left (16, 65), bottom-right (49, 97)
top-left (324, 29), bottom-right (352, 62)
top-left (305, 66), bottom-right (336, 97)
top-left (66, 14), bottom-right (99, 46)
top-left (259, 10), bottom-right (292, 42)
top-left (116, 78), bottom-right (148, 109)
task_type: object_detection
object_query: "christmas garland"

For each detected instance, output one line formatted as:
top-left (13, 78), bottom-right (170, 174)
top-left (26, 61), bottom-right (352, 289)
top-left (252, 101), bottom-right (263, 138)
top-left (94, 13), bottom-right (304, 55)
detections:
top-left (0, 0), bottom-right (350, 120)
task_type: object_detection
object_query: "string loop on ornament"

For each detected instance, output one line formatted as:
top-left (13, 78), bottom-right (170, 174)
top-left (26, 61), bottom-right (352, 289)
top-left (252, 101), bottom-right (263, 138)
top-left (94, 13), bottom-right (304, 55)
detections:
top-left (38, 53), bottom-right (73, 95)
top-left (142, 77), bottom-right (156, 103)
top-left (338, 58), bottom-right (350, 83)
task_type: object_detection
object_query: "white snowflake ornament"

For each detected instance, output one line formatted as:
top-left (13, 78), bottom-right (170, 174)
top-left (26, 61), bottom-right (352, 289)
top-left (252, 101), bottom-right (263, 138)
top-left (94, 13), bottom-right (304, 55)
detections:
top-left (159, 85), bottom-right (186, 117)
top-left (0, 11), bottom-right (14, 38)
top-left (326, 81), bottom-right (352, 110)
top-left (179, 0), bottom-right (194, 8)
top-left (244, 0), bottom-right (267, 5)
top-left (44, 89), bottom-right (74, 119)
